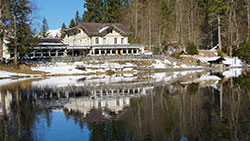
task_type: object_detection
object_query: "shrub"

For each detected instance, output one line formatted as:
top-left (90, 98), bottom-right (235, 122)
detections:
top-left (233, 39), bottom-right (250, 60)
top-left (153, 44), bottom-right (162, 55)
top-left (217, 50), bottom-right (224, 57)
top-left (187, 83), bottom-right (199, 95)
top-left (186, 42), bottom-right (198, 55)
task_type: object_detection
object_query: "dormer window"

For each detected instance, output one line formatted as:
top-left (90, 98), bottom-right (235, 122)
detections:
top-left (114, 38), bottom-right (117, 44)
top-left (107, 29), bottom-right (112, 34)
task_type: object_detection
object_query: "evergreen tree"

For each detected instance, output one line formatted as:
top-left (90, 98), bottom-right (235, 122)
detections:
top-left (102, 0), bottom-right (119, 23)
top-left (69, 19), bottom-right (76, 28)
top-left (40, 17), bottom-right (49, 38)
top-left (60, 23), bottom-right (66, 39)
top-left (208, 0), bottom-right (228, 51)
top-left (198, 0), bottom-right (213, 49)
top-left (7, 0), bottom-right (38, 65)
top-left (198, 0), bottom-right (228, 50)
top-left (75, 11), bottom-right (81, 25)
top-left (160, 0), bottom-right (173, 42)
top-left (81, 13), bottom-right (85, 22)
top-left (83, 0), bottom-right (103, 22)
top-left (102, 0), bottom-right (128, 23)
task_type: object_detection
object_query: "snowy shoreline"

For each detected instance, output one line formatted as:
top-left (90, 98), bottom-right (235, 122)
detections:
top-left (0, 68), bottom-right (246, 90)
top-left (0, 55), bottom-right (248, 79)
top-left (0, 61), bottom-right (248, 79)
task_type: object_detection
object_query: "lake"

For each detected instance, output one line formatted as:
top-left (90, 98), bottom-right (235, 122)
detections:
top-left (0, 69), bottom-right (249, 140)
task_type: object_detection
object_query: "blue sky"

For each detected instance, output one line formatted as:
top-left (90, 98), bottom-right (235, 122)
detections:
top-left (34, 0), bottom-right (85, 30)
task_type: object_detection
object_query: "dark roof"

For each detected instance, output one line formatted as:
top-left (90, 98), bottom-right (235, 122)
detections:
top-left (39, 38), bottom-right (63, 43)
top-left (39, 38), bottom-right (66, 46)
top-left (65, 22), bottom-right (132, 36)
top-left (208, 57), bottom-right (225, 64)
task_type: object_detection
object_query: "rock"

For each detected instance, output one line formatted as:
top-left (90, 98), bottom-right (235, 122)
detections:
top-left (163, 41), bottom-right (185, 57)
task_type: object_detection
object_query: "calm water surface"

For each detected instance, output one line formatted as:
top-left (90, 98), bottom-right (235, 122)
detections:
top-left (0, 69), bottom-right (249, 140)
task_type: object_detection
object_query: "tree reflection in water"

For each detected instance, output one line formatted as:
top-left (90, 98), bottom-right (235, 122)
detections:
top-left (0, 72), bottom-right (249, 140)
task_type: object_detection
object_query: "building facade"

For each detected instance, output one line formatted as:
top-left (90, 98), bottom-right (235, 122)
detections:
top-left (63, 22), bottom-right (144, 56)
top-left (2, 38), bottom-right (11, 62)
top-left (64, 23), bottom-right (130, 46)
top-left (2, 23), bottom-right (145, 60)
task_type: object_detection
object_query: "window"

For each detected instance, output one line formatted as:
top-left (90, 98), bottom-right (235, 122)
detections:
top-left (107, 29), bottom-right (112, 34)
top-left (114, 38), bottom-right (117, 44)
top-left (95, 37), bottom-right (99, 44)
top-left (103, 38), bottom-right (106, 44)
top-left (121, 38), bottom-right (124, 44)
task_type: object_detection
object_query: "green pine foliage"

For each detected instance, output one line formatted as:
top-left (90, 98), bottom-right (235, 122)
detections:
top-left (187, 83), bottom-right (200, 95)
top-left (217, 50), bottom-right (224, 57)
top-left (75, 11), bottom-right (81, 25)
top-left (234, 39), bottom-right (250, 60)
top-left (160, 0), bottom-right (173, 39)
top-left (102, 0), bottom-right (128, 23)
top-left (153, 44), bottom-right (161, 55)
top-left (69, 19), bottom-right (76, 28)
top-left (40, 17), bottom-right (49, 38)
top-left (60, 23), bottom-right (66, 39)
top-left (198, 0), bottom-right (228, 49)
top-left (83, 0), bottom-right (103, 22)
top-left (6, 0), bottom-right (38, 65)
top-left (83, 0), bottom-right (128, 23)
top-left (186, 42), bottom-right (198, 55)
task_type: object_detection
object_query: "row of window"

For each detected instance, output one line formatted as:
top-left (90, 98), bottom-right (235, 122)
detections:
top-left (95, 37), bottom-right (125, 45)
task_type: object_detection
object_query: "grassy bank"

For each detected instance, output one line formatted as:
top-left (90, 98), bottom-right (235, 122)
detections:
top-left (0, 64), bottom-right (45, 75)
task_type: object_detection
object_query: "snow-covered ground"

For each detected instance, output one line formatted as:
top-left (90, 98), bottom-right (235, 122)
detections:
top-left (30, 58), bottom-right (205, 75)
top-left (0, 77), bottom-right (31, 87)
top-left (182, 68), bottom-right (244, 90)
top-left (0, 67), bottom-right (245, 90)
top-left (31, 62), bottom-right (85, 75)
top-left (196, 56), bottom-right (243, 67)
top-left (0, 70), bottom-right (30, 78)
top-left (29, 56), bottom-right (245, 76)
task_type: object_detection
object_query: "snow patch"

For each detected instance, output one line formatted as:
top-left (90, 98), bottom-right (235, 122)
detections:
top-left (47, 28), bottom-right (61, 38)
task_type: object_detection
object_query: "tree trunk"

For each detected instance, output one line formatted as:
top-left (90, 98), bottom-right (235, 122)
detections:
top-left (13, 9), bottom-right (18, 65)
top-left (135, 0), bottom-right (138, 39)
top-left (228, 0), bottom-right (233, 57)
top-left (148, 7), bottom-right (152, 45)
top-left (0, 34), bottom-right (3, 63)
top-left (1, 91), bottom-right (6, 117)
top-left (248, 0), bottom-right (250, 37)
top-left (218, 16), bottom-right (222, 52)
top-left (0, 0), bottom-right (3, 63)
top-left (233, 9), bottom-right (239, 47)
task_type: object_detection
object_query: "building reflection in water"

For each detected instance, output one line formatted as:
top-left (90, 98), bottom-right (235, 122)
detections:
top-left (0, 71), bottom-right (249, 140)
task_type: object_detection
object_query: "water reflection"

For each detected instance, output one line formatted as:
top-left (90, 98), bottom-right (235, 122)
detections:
top-left (0, 69), bottom-right (249, 140)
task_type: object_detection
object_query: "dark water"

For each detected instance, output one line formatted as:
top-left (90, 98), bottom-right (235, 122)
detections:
top-left (0, 70), bottom-right (250, 141)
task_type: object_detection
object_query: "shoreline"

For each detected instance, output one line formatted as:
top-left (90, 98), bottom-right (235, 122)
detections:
top-left (0, 65), bottom-right (248, 80)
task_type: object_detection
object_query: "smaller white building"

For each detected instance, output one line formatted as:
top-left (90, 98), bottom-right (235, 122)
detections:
top-left (2, 38), bottom-right (11, 61)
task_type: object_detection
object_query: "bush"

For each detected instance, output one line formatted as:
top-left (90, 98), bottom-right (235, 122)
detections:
top-left (186, 42), bottom-right (198, 55)
top-left (217, 50), bottom-right (224, 57)
top-left (233, 39), bottom-right (250, 60)
top-left (153, 44), bottom-right (162, 55)
top-left (187, 83), bottom-right (199, 95)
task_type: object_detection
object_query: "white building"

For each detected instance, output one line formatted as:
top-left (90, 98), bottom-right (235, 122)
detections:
top-left (2, 38), bottom-right (11, 61)
top-left (63, 22), bottom-right (144, 56)
top-left (2, 23), bottom-right (145, 60)
top-left (64, 23), bottom-right (130, 46)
